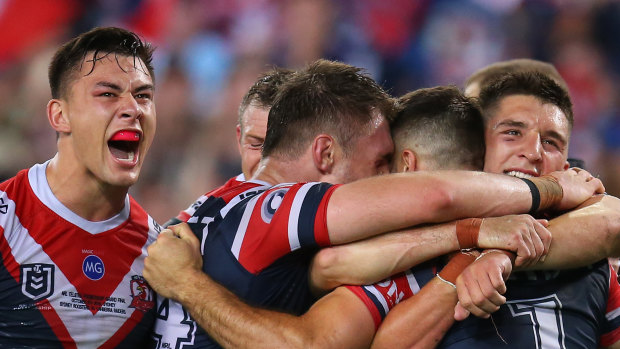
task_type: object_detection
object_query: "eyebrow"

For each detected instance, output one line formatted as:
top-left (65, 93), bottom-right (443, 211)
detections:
top-left (494, 119), bottom-right (568, 146)
top-left (95, 81), bottom-right (154, 93)
top-left (492, 119), bottom-right (527, 130)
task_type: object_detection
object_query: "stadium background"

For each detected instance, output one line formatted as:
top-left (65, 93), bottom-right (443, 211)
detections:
top-left (1, 0), bottom-right (619, 223)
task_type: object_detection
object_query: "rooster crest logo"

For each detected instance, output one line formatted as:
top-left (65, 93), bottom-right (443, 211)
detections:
top-left (129, 275), bottom-right (154, 312)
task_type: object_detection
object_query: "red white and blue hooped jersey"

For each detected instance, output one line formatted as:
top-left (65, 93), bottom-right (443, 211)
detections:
top-left (0, 162), bottom-right (160, 348)
top-left (349, 258), bottom-right (620, 348)
top-left (152, 179), bottom-right (338, 349)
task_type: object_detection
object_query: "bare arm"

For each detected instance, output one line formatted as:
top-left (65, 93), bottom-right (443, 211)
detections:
top-left (371, 251), bottom-right (513, 349)
top-left (144, 224), bottom-right (376, 349)
top-left (326, 169), bottom-right (603, 245)
top-left (311, 215), bottom-right (549, 292)
top-left (521, 194), bottom-right (620, 270)
top-left (371, 278), bottom-right (458, 349)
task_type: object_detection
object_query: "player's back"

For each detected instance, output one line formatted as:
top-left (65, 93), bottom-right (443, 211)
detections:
top-left (152, 180), bottom-right (338, 348)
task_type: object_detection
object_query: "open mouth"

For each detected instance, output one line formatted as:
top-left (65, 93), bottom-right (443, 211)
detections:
top-left (108, 131), bottom-right (140, 162)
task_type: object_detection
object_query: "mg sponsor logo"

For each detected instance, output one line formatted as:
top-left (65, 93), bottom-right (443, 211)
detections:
top-left (21, 264), bottom-right (54, 301)
top-left (82, 255), bottom-right (105, 280)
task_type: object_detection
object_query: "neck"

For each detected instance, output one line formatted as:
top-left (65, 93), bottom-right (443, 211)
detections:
top-left (46, 154), bottom-right (128, 222)
top-left (252, 155), bottom-right (321, 185)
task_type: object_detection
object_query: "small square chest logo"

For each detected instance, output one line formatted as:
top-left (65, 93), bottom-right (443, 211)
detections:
top-left (21, 264), bottom-right (55, 301)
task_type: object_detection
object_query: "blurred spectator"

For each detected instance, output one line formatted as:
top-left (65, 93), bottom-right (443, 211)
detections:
top-left (1, 0), bottom-right (619, 223)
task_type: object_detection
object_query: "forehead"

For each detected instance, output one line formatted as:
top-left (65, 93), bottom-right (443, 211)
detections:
top-left (488, 95), bottom-right (570, 138)
top-left (354, 113), bottom-right (393, 155)
top-left (74, 53), bottom-right (152, 85)
top-left (241, 104), bottom-right (269, 129)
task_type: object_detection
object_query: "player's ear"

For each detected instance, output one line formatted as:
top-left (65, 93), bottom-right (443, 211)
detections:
top-left (401, 149), bottom-right (418, 173)
top-left (47, 99), bottom-right (71, 133)
top-left (312, 134), bottom-right (335, 174)
top-left (236, 124), bottom-right (242, 150)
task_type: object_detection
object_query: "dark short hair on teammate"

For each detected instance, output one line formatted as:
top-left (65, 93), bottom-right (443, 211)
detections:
top-left (393, 86), bottom-right (485, 171)
top-left (49, 26), bottom-right (155, 99)
top-left (479, 71), bottom-right (574, 129)
top-left (238, 67), bottom-right (295, 126)
top-left (465, 58), bottom-right (569, 97)
top-left (263, 59), bottom-right (394, 158)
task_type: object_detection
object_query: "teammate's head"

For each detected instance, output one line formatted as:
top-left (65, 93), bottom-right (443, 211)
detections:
top-left (264, 59), bottom-right (395, 183)
top-left (392, 86), bottom-right (485, 173)
top-left (464, 58), bottom-right (568, 98)
top-left (236, 68), bottom-right (294, 179)
top-left (479, 72), bottom-right (572, 177)
top-left (46, 26), bottom-right (156, 188)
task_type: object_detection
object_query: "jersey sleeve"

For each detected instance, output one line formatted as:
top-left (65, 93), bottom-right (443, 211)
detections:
top-left (165, 194), bottom-right (209, 227)
top-left (600, 261), bottom-right (620, 347)
top-left (344, 266), bottom-right (436, 330)
top-left (234, 182), bottom-right (340, 274)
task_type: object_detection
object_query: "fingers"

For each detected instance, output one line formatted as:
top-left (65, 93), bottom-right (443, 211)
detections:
top-left (455, 272), bottom-right (505, 319)
top-left (571, 168), bottom-right (605, 194)
top-left (533, 219), bottom-right (551, 260)
top-left (169, 223), bottom-right (201, 249)
top-left (454, 302), bottom-right (471, 321)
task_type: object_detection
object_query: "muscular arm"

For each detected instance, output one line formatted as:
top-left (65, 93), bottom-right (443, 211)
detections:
top-left (311, 223), bottom-right (459, 291)
top-left (145, 225), bottom-right (376, 349)
top-left (371, 278), bottom-right (458, 349)
top-left (372, 251), bottom-right (513, 349)
top-left (521, 194), bottom-right (620, 270)
top-left (311, 215), bottom-right (549, 292)
top-left (326, 169), bottom-right (602, 245)
top-left (178, 273), bottom-right (375, 349)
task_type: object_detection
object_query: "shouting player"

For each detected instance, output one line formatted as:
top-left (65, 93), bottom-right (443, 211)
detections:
top-left (0, 27), bottom-right (159, 347)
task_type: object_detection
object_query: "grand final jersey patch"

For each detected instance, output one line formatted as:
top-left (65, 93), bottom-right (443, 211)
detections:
top-left (21, 263), bottom-right (55, 301)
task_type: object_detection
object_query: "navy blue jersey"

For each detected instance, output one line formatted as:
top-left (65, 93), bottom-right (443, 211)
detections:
top-left (152, 180), bottom-right (339, 349)
top-left (438, 260), bottom-right (620, 348)
top-left (353, 258), bottom-right (620, 348)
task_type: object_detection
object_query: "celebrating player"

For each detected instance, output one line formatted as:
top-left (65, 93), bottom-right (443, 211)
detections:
top-left (145, 59), bottom-right (603, 348)
top-left (0, 27), bottom-right (159, 347)
top-left (372, 71), bottom-right (620, 348)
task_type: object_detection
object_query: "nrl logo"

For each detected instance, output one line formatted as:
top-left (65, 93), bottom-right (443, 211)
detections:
top-left (129, 275), bottom-right (154, 312)
top-left (21, 264), bottom-right (55, 301)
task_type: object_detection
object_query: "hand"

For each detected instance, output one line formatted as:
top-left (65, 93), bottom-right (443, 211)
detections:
top-left (549, 168), bottom-right (605, 211)
top-left (476, 215), bottom-right (550, 268)
top-left (453, 250), bottom-right (512, 321)
top-left (144, 223), bottom-right (203, 301)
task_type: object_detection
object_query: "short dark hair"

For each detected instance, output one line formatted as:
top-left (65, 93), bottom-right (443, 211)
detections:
top-left (238, 67), bottom-right (295, 126)
top-left (263, 59), bottom-right (394, 158)
top-left (393, 86), bottom-right (485, 170)
top-left (49, 27), bottom-right (155, 99)
top-left (479, 71), bottom-right (574, 129)
top-left (465, 58), bottom-right (569, 96)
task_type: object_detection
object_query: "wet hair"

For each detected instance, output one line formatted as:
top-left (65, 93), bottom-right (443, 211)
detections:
top-left (49, 26), bottom-right (155, 99)
top-left (263, 59), bottom-right (395, 158)
top-left (478, 71), bottom-right (574, 129)
top-left (393, 86), bottom-right (485, 170)
top-left (238, 67), bottom-right (295, 127)
top-left (465, 58), bottom-right (569, 97)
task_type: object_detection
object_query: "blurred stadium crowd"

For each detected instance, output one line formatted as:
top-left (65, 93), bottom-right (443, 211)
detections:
top-left (1, 0), bottom-right (619, 223)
